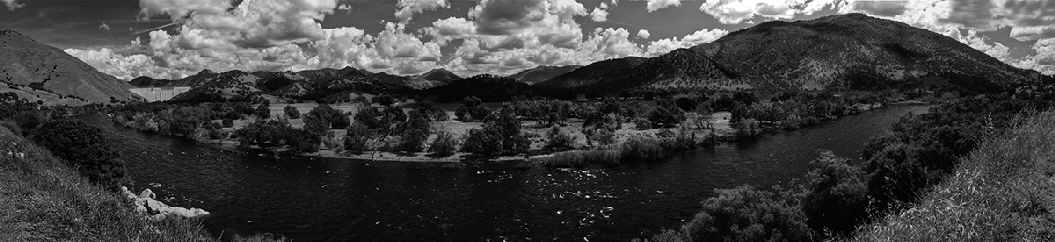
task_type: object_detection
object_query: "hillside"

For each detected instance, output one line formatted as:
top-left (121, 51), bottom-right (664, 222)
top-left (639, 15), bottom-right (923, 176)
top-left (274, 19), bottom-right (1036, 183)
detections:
top-left (0, 126), bottom-right (214, 241)
top-left (854, 110), bottom-right (1055, 241)
top-left (421, 74), bottom-right (537, 102)
top-left (539, 13), bottom-right (1045, 96)
top-left (0, 30), bottom-right (139, 104)
top-left (414, 68), bottom-right (461, 85)
top-left (507, 65), bottom-right (581, 85)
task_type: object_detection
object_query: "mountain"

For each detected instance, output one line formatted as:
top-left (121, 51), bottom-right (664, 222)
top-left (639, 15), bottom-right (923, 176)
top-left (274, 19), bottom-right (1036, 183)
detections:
top-left (414, 68), bottom-right (461, 84)
top-left (0, 30), bottom-right (139, 104)
top-left (535, 57), bottom-right (647, 94)
top-left (421, 74), bottom-right (537, 103)
top-left (507, 65), bottom-right (581, 85)
top-left (538, 13), bottom-right (1046, 96)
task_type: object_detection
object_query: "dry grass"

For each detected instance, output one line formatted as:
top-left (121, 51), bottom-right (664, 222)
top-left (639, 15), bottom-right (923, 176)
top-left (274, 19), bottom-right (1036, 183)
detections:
top-left (0, 126), bottom-right (215, 242)
top-left (852, 111), bottom-right (1055, 241)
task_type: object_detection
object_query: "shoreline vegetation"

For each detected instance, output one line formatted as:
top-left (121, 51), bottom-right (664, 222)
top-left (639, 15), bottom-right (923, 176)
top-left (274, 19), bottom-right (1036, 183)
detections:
top-left (109, 91), bottom-right (901, 166)
top-left (636, 92), bottom-right (1055, 242)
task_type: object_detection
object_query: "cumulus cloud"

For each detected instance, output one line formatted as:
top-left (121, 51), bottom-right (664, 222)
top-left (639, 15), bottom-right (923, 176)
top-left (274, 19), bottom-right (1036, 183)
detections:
top-left (99, 23), bottom-right (111, 31)
top-left (637, 29), bottom-right (651, 39)
top-left (395, 0), bottom-right (450, 23)
top-left (639, 0), bottom-right (681, 12)
top-left (337, 4), bottom-right (352, 14)
top-left (591, 3), bottom-right (609, 22)
top-left (700, 0), bottom-right (839, 24)
top-left (647, 28), bottom-right (728, 55)
top-left (2, 0), bottom-right (23, 11)
top-left (138, 0), bottom-right (232, 20)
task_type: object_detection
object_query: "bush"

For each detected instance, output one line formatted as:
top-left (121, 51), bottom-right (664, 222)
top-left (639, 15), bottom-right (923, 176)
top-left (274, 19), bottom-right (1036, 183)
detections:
top-left (544, 126), bottom-right (576, 151)
top-left (428, 131), bottom-right (459, 157)
top-left (666, 186), bottom-right (815, 242)
top-left (588, 128), bottom-right (616, 147)
top-left (222, 118), bottom-right (234, 128)
top-left (284, 105), bottom-right (301, 119)
top-left (620, 135), bottom-right (666, 162)
top-left (460, 128), bottom-right (504, 156)
top-left (30, 119), bottom-right (126, 187)
top-left (801, 150), bottom-right (868, 235)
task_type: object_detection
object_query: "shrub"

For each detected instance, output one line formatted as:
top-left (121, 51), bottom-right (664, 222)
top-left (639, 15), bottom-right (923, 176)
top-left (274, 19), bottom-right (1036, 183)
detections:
top-left (734, 118), bottom-right (761, 137)
top-left (322, 130), bottom-right (341, 150)
top-left (222, 118), bottom-right (234, 128)
top-left (30, 119), bottom-right (126, 187)
top-left (428, 131), bottom-right (459, 157)
top-left (620, 135), bottom-right (666, 162)
top-left (801, 150), bottom-right (868, 235)
top-left (657, 186), bottom-right (814, 242)
top-left (540, 149), bottom-right (620, 167)
top-left (588, 128), bottom-right (616, 147)
top-left (544, 126), bottom-right (576, 151)
top-left (284, 105), bottom-right (301, 119)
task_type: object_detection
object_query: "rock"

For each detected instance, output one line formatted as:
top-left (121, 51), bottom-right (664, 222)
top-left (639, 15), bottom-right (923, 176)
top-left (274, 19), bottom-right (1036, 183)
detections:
top-left (119, 186), bottom-right (209, 220)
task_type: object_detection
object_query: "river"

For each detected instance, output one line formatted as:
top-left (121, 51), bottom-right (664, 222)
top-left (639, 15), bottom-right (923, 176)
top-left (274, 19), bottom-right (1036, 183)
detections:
top-left (80, 104), bottom-right (931, 242)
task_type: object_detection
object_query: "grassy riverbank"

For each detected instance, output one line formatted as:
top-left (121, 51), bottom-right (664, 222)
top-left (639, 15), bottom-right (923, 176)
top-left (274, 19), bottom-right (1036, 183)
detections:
top-left (852, 111), bottom-right (1055, 241)
top-left (0, 126), bottom-right (215, 241)
top-left (0, 126), bottom-right (286, 241)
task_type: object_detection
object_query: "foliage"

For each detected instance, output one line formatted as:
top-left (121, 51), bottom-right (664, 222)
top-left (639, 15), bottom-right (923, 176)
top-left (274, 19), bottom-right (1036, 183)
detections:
top-left (233, 120), bottom-right (319, 155)
top-left (461, 108), bottom-right (530, 156)
top-left (372, 94), bottom-right (396, 106)
top-left (396, 128), bottom-right (428, 152)
top-left (544, 126), bottom-right (576, 151)
top-left (255, 103), bottom-right (270, 119)
top-left (307, 104), bottom-right (350, 129)
top-left (222, 118), bottom-right (234, 128)
top-left (428, 131), bottom-right (459, 157)
top-left (620, 135), bottom-right (666, 162)
top-left (674, 186), bottom-right (814, 242)
top-left (409, 100), bottom-right (449, 121)
top-left (801, 150), bottom-right (868, 235)
top-left (354, 107), bottom-right (388, 130)
top-left (30, 119), bottom-right (127, 187)
top-left (284, 105), bottom-right (301, 119)
top-left (649, 100), bottom-right (686, 128)
top-left (343, 122), bottom-right (373, 155)
top-left (455, 96), bottom-right (491, 121)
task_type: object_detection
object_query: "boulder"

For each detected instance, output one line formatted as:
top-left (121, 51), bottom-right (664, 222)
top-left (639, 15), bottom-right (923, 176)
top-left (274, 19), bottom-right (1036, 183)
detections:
top-left (119, 186), bottom-right (209, 220)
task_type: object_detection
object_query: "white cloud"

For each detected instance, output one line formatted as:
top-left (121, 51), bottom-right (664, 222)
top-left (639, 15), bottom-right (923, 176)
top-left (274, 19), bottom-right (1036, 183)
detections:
top-left (590, 3), bottom-right (609, 22)
top-left (646, 28), bottom-right (728, 55)
top-left (99, 23), bottom-right (111, 31)
top-left (639, 0), bottom-right (681, 12)
top-left (395, 0), bottom-right (450, 23)
top-left (337, 4), bottom-right (352, 14)
top-left (701, 0), bottom-right (840, 24)
top-left (2, 0), bottom-right (23, 11)
top-left (637, 29), bottom-right (651, 39)
top-left (138, 0), bottom-right (231, 20)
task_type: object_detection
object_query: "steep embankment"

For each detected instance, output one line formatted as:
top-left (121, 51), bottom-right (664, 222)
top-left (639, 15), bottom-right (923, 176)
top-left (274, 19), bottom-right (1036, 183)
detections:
top-left (0, 127), bottom-right (213, 241)
top-left (853, 111), bottom-right (1055, 241)
top-left (0, 30), bottom-right (139, 104)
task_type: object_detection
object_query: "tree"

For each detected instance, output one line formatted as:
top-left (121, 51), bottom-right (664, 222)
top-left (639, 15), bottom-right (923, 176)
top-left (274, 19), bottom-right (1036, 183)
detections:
top-left (409, 101), bottom-right (449, 121)
top-left (675, 186), bottom-right (815, 242)
top-left (354, 107), bottom-right (387, 130)
top-left (649, 100), bottom-right (686, 128)
top-left (303, 114), bottom-right (330, 137)
top-left (284, 105), bottom-right (301, 119)
top-left (544, 126), bottom-right (575, 151)
top-left (455, 96), bottom-right (490, 121)
top-left (429, 131), bottom-right (458, 157)
top-left (31, 119), bottom-right (126, 187)
top-left (801, 150), bottom-right (868, 235)
top-left (461, 108), bottom-right (530, 156)
top-left (255, 103), bottom-right (270, 119)
top-left (343, 122), bottom-right (373, 154)
top-left (372, 94), bottom-right (396, 106)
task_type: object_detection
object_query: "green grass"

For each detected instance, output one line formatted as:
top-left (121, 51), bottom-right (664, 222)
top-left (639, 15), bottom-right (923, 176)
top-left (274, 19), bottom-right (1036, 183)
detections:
top-left (852, 111), bottom-right (1055, 241)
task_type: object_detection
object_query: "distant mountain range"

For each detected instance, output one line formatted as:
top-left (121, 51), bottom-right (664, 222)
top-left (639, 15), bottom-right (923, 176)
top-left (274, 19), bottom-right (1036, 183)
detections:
top-left (5, 13), bottom-right (1049, 106)
top-left (0, 30), bottom-right (139, 104)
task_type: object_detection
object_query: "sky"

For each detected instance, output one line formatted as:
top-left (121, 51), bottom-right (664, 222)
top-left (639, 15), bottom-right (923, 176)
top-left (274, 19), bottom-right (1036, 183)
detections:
top-left (1, 0), bottom-right (1053, 80)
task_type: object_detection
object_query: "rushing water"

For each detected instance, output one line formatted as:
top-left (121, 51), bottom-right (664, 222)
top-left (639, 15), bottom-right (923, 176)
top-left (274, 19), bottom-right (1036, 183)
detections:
top-left (81, 104), bottom-right (931, 242)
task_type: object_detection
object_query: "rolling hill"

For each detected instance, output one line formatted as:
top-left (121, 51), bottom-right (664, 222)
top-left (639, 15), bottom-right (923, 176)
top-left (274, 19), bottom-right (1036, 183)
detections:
top-left (507, 65), bottom-right (581, 85)
top-left (0, 30), bottom-right (139, 104)
top-left (537, 13), bottom-right (1046, 96)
